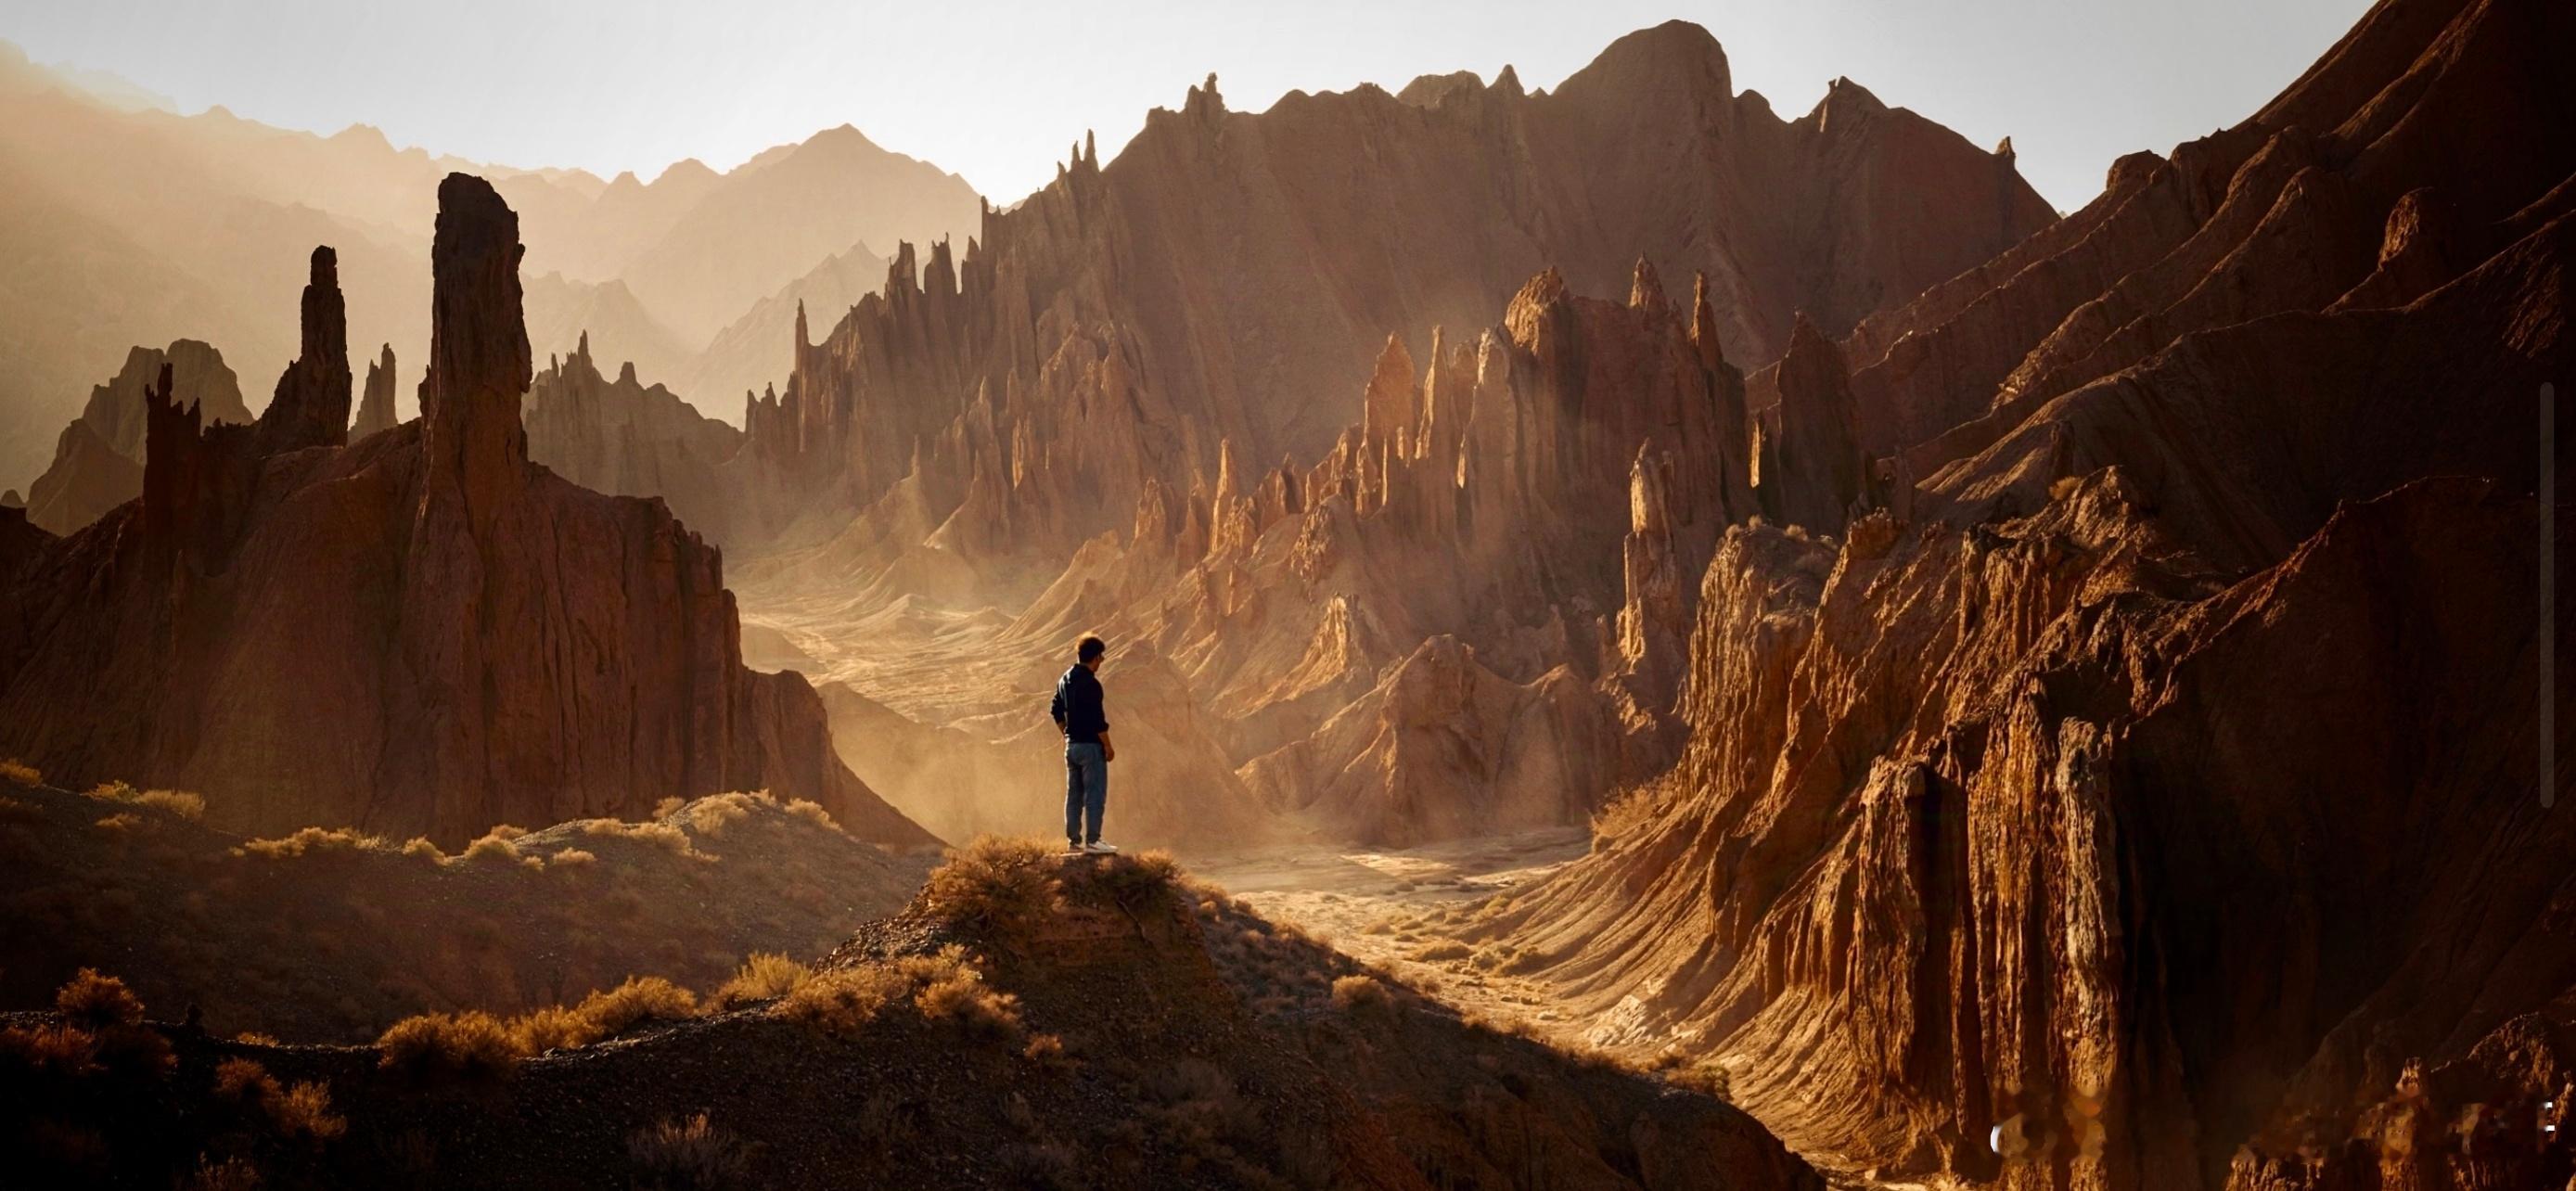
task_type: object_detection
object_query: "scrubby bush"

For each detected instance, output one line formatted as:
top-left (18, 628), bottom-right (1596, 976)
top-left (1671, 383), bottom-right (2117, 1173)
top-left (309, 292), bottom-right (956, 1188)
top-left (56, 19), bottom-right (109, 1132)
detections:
top-left (915, 968), bottom-right (1023, 1041)
top-left (686, 794), bottom-right (753, 837)
top-left (711, 953), bottom-right (812, 1008)
top-left (377, 1010), bottom-right (524, 1079)
top-left (238, 826), bottom-right (387, 860)
top-left (570, 977), bottom-right (698, 1040)
top-left (628, 1112), bottom-right (756, 1190)
top-left (774, 967), bottom-right (906, 1040)
top-left (1087, 848), bottom-right (1183, 907)
top-left (2, 758), bottom-right (43, 786)
top-left (547, 847), bottom-right (596, 868)
top-left (1021, 1032), bottom-right (1073, 1074)
top-left (57, 968), bottom-right (145, 1030)
top-left (781, 799), bottom-right (838, 831)
top-left (0, 1022), bottom-right (100, 1079)
top-left (1330, 975), bottom-right (1393, 1012)
top-left (84, 783), bottom-right (207, 821)
top-left (919, 837), bottom-right (1062, 936)
top-left (457, 829), bottom-right (524, 865)
top-left (213, 1058), bottom-right (344, 1140)
top-left (506, 978), bottom-right (696, 1052)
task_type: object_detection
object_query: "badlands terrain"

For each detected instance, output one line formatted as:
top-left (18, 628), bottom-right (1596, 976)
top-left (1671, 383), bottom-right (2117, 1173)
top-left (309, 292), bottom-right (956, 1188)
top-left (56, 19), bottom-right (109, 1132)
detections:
top-left (0, 0), bottom-right (2568, 1186)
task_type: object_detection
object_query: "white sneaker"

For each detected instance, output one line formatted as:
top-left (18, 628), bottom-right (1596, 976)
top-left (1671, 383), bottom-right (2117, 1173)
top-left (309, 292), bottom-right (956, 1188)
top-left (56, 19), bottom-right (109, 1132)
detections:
top-left (1084, 841), bottom-right (1120, 854)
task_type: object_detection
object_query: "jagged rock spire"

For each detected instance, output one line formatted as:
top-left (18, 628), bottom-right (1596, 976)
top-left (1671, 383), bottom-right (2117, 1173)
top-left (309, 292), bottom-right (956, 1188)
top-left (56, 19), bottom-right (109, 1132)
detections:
top-left (1689, 271), bottom-right (1725, 371)
top-left (252, 245), bottom-right (352, 455)
top-left (420, 173), bottom-right (532, 504)
top-left (1629, 256), bottom-right (1669, 315)
top-left (352, 343), bottom-right (398, 438)
top-left (1761, 313), bottom-right (1868, 532)
top-left (1362, 335), bottom-right (1418, 444)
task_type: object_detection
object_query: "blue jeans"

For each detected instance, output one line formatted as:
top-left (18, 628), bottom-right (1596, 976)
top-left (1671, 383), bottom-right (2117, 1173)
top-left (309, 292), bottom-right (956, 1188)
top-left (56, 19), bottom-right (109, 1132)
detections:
top-left (1064, 742), bottom-right (1108, 845)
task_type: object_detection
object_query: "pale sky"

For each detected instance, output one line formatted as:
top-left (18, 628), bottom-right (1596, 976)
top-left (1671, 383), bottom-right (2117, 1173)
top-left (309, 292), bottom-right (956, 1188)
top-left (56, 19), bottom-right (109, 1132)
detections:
top-left (3, 0), bottom-right (2373, 213)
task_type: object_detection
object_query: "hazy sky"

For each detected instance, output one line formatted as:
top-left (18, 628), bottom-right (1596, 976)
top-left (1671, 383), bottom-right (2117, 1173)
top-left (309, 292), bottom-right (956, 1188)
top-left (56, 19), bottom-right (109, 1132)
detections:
top-left (4, 0), bottom-right (2372, 212)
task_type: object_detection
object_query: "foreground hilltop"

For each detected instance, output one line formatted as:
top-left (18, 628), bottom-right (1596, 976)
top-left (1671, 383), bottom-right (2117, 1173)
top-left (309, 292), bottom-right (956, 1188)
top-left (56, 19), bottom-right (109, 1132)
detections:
top-left (0, 176), bottom-right (934, 851)
top-left (0, 844), bottom-right (1824, 1189)
top-left (0, 775), bottom-right (929, 1043)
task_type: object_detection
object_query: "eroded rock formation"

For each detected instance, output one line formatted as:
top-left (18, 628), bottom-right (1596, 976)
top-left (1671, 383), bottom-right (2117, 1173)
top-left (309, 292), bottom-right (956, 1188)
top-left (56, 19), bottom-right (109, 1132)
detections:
top-left (351, 341), bottom-right (398, 438)
top-left (1474, 2), bottom-right (2575, 1187)
top-left (524, 332), bottom-right (746, 540)
top-left (20, 339), bottom-right (251, 535)
top-left (0, 174), bottom-right (934, 851)
top-left (730, 21), bottom-right (2048, 579)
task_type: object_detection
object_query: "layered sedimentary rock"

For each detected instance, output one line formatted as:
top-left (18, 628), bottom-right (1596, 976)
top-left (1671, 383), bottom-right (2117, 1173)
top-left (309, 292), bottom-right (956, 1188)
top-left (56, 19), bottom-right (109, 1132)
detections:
top-left (20, 339), bottom-right (251, 534)
top-left (1474, 2), bottom-right (2575, 1187)
top-left (0, 174), bottom-right (934, 851)
top-left (524, 333), bottom-right (746, 540)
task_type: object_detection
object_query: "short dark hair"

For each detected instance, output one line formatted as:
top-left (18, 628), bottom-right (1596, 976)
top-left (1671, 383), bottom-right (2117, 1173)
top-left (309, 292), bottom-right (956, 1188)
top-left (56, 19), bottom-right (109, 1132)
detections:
top-left (1077, 635), bottom-right (1107, 662)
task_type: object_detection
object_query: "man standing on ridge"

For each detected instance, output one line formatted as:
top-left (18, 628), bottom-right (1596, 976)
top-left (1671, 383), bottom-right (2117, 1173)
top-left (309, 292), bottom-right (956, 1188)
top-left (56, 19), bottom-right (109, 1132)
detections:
top-left (1051, 635), bottom-right (1117, 854)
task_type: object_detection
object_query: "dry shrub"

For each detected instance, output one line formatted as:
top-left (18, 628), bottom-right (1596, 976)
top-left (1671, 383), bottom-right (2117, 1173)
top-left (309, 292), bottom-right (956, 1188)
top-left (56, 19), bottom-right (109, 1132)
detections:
top-left (190, 1155), bottom-right (263, 1191)
top-left (686, 794), bottom-right (754, 837)
top-left (508, 978), bottom-right (696, 1052)
top-left (233, 1032), bottom-right (281, 1046)
top-left (774, 967), bottom-right (906, 1040)
top-left (239, 826), bottom-right (386, 860)
top-left (712, 953), bottom-right (812, 1008)
top-left (573, 977), bottom-right (698, 1039)
top-left (0, 1023), bottom-right (99, 1078)
top-left (920, 837), bottom-right (1062, 936)
top-left (548, 847), bottom-right (596, 868)
top-left (215, 1057), bottom-right (274, 1100)
top-left (0, 758), bottom-right (42, 786)
top-left (399, 837), bottom-right (445, 862)
top-left (1411, 941), bottom-right (1472, 963)
top-left (782, 799), bottom-right (838, 831)
top-left (1330, 975), bottom-right (1393, 1012)
top-left (94, 812), bottom-right (145, 834)
top-left (1087, 848), bottom-right (1183, 907)
top-left (651, 796), bottom-right (686, 819)
top-left (584, 818), bottom-right (695, 855)
top-left (378, 1011), bottom-right (525, 1079)
top-left (457, 830), bottom-right (523, 865)
top-left (135, 789), bottom-right (205, 819)
top-left (215, 1058), bottom-right (343, 1139)
top-left (1022, 1031), bottom-right (1074, 1074)
top-left (1660, 1056), bottom-right (1734, 1100)
top-left (509, 1005), bottom-right (591, 1054)
top-left (916, 969), bottom-right (1023, 1041)
top-left (57, 968), bottom-right (145, 1030)
top-left (627, 1112), bottom-right (756, 1190)
top-left (269, 1081), bottom-right (347, 1141)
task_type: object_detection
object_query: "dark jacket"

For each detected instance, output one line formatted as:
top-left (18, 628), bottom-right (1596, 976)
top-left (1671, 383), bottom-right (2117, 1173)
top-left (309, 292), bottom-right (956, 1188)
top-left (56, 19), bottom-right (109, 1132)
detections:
top-left (1051, 664), bottom-right (1109, 745)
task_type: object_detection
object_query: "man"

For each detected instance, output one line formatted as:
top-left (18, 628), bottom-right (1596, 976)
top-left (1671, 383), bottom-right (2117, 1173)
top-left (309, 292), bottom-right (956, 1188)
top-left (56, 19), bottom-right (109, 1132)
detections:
top-left (1049, 635), bottom-right (1117, 854)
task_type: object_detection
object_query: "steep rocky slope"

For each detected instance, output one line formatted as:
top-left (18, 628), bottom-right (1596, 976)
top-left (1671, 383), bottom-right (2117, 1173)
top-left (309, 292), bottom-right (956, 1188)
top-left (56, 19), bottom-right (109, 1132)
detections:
top-left (682, 239), bottom-right (892, 417)
top-left (0, 175), bottom-right (934, 851)
top-left (0, 848), bottom-right (1824, 1190)
top-left (728, 21), bottom-right (2050, 565)
top-left (1458, 1), bottom-right (2573, 1186)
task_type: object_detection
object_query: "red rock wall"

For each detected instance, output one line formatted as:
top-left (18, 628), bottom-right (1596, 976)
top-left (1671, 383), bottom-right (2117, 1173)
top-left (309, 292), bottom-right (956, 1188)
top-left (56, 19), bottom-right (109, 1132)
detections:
top-left (0, 174), bottom-right (935, 851)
